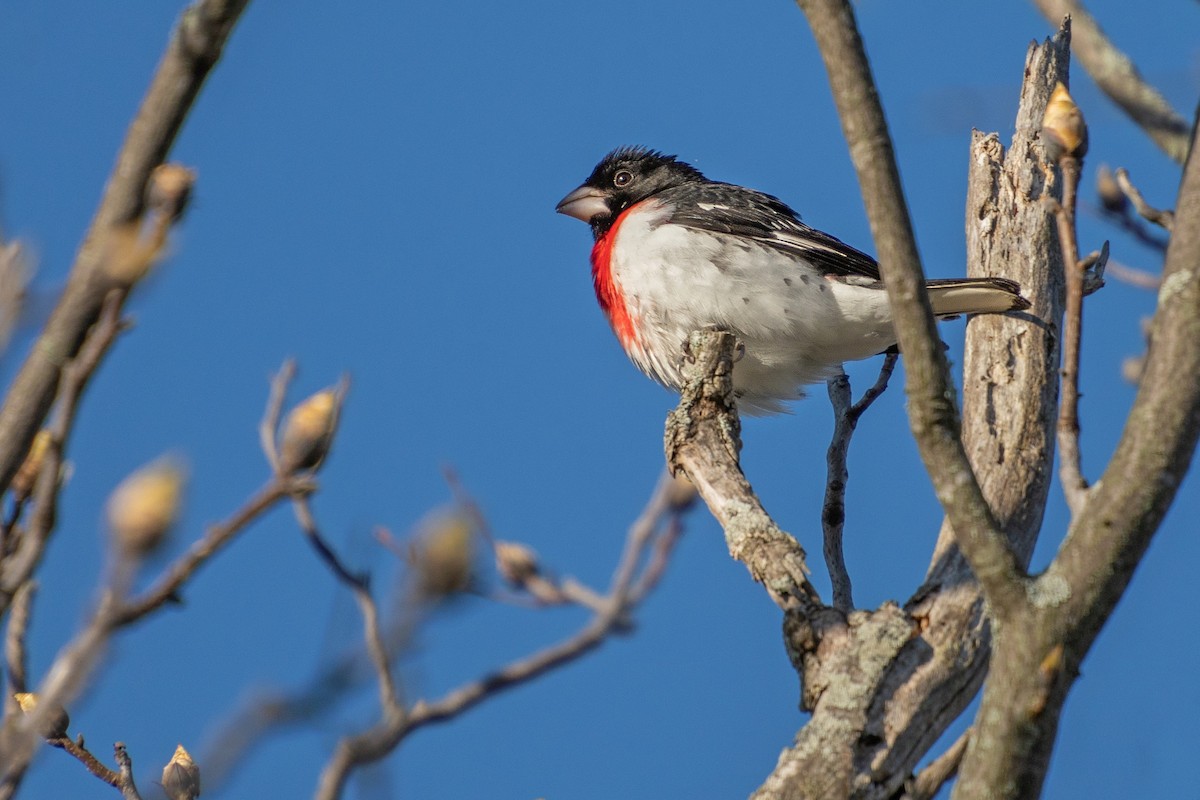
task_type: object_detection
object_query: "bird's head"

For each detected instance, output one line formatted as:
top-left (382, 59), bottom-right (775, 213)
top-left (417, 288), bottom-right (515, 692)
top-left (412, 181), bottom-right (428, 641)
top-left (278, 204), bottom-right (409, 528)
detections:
top-left (556, 147), bottom-right (705, 237)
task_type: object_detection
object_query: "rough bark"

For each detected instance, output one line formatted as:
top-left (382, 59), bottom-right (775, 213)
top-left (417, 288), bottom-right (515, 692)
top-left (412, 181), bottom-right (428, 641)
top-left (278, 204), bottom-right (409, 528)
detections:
top-left (746, 26), bottom-right (1070, 800)
top-left (953, 107), bottom-right (1200, 800)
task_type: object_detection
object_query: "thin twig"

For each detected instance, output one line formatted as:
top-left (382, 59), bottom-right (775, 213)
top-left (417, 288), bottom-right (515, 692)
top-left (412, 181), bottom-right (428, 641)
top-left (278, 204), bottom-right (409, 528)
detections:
top-left (1106, 259), bottom-right (1161, 290)
top-left (1115, 168), bottom-right (1175, 231)
top-left (903, 727), bottom-right (972, 800)
top-left (822, 353), bottom-right (898, 612)
top-left (1052, 157), bottom-right (1090, 516)
top-left (113, 742), bottom-right (143, 800)
top-left (0, 291), bottom-right (128, 610)
top-left (259, 359), bottom-right (296, 475)
top-left (0, 295), bottom-right (125, 794)
top-left (10, 475), bottom-right (297, 792)
top-left (442, 465), bottom-right (496, 545)
top-left (351, 580), bottom-right (403, 719)
top-left (112, 476), bottom-right (306, 626)
top-left (628, 513), bottom-right (685, 604)
top-left (49, 736), bottom-right (120, 788)
top-left (311, 475), bottom-right (687, 800)
top-left (202, 477), bottom-right (687, 796)
top-left (290, 495), bottom-right (368, 589)
top-left (1095, 207), bottom-right (1169, 253)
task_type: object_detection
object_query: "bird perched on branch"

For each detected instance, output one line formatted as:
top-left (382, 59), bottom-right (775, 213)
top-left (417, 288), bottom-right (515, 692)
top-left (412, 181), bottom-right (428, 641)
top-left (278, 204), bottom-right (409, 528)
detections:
top-left (556, 147), bottom-right (1029, 414)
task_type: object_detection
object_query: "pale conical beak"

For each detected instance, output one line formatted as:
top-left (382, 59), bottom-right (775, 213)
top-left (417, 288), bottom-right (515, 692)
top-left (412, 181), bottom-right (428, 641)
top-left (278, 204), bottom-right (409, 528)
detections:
top-left (555, 185), bottom-right (611, 223)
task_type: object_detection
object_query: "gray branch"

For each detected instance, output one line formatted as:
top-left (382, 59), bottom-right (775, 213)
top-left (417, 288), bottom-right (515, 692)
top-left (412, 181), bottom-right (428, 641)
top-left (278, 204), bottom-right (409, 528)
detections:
top-left (0, 0), bottom-right (250, 495)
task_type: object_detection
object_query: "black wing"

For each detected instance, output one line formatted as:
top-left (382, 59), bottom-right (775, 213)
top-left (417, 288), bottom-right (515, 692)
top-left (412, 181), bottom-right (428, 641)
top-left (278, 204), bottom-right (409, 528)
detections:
top-left (660, 182), bottom-right (881, 281)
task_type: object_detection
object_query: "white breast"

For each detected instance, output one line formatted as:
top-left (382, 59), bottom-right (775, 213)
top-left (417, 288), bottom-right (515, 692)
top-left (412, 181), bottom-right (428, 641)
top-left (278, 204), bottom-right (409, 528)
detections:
top-left (610, 202), bottom-right (898, 414)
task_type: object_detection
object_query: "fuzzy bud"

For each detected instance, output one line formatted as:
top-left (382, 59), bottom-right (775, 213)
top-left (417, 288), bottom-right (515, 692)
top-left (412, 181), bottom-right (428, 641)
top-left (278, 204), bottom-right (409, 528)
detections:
top-left (147, 164), bottom-right (197, 223)
top-left (11, 430), bottom-right (52, 500)
top-left (495, 541), bottom-right (540, 587)
top-left (101, 223), bottom-right (161, 285)
top-left (278, 389), bottom-right (340, 475)
top-left (161, 744), bottom-right (201, 800)
top-left (1041, 82), bottom-right (1088, 161)
top-left (107, 457), bottom-right (186, 556)
top-left (412, 512), bottom-right (475, 598)
top-left (13, 692), bottom-right (70, 740)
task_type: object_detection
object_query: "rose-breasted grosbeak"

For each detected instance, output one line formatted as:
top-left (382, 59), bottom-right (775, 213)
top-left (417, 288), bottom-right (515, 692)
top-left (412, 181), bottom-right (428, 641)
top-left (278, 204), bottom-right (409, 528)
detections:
top-left (556, 147), bottom-right (1030, 414)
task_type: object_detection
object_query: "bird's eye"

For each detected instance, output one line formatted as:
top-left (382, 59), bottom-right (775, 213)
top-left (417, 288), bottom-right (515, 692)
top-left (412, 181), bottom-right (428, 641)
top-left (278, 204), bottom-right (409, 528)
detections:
top-left (613, 170), bottom-right (633, 187)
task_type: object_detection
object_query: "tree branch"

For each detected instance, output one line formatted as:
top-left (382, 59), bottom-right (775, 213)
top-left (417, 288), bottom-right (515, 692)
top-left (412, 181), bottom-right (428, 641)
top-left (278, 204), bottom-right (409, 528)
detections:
top-left (954, 95), bottom-right (1200, 800)
top-left (751, 24), bottom-right (1070, 800)
top-left (0, 291), bottom-right (128, 615)
top-left (822, 353), bottom-right (898, 611)
top-left (311, 474), bottom-right (689, 800)
top-left (1051, 156), bottom-right (1091, 514)
top-left (0, 0), bottom-right (250, 496)
top-left (110, 475), bottom-right (306, 627)
top-left (664, 330), bottom-right (821, 615)
top-left (903, 728), bottom-right (971, 800)
top-left (1115, 167), bottom-right (1175, 231)
top-left (795, 0), bottom-right (1025, 616)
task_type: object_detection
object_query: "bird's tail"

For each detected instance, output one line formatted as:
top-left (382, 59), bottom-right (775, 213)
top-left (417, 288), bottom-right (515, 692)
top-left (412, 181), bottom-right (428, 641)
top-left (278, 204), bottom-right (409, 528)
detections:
top-left (926, 277), bottom-right (1030, 316)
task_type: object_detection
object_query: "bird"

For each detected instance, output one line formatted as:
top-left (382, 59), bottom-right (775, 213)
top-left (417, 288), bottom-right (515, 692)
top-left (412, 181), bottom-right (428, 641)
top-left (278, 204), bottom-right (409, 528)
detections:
top-left (556, 146), bottom-right (1030, 414)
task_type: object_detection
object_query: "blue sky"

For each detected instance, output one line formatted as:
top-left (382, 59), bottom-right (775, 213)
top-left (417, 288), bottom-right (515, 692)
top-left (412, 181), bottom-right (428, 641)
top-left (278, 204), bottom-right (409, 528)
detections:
top-left (0, 1), bottom-right (1196, 797)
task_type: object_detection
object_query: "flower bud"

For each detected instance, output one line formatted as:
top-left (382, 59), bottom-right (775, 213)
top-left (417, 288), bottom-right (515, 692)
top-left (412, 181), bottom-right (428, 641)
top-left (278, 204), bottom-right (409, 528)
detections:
top-left (495, 541), bottom-right (540, 586)
top-left (13, 692), bottom-right (70, 739)
top-left (147, 164), bottom-right (196, 223)
top-left (278, 389), bottom-right (340, 474)
top-left (412, 512), bottom-right (475, 598)
top-left (1041, 82), bottom-right (1088, 161)
top-left (161, 744), bottom-right (201, 800)
top-left (107, 457), bottom-right (186, 556)
top-left (11, 430), bottom-right (52, 500)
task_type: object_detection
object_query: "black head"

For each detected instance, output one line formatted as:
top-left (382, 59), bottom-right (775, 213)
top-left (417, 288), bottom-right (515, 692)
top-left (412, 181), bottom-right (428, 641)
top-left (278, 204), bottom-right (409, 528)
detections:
top-left (556, 147), bottom-right (707, 238)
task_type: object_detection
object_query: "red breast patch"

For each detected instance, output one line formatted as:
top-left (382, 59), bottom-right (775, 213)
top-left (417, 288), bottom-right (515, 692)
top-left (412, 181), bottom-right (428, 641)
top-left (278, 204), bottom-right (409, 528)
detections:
top-left (591, 206), bottom-right (639, 351)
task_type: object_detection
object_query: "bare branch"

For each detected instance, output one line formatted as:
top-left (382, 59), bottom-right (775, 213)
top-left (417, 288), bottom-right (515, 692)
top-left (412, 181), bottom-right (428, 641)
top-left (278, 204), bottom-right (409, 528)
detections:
top-left (113, 742), bottom-right (143, 800)
top-left (903, 728), bottom-right (971, 800)
top-left (1115, 167), bottom-right (1175, 231)
top-left (291, 494), bottom-right (368, 590)
top-left (956, 102), bottom-right (1200, 800)
top-left (1051, 157), bottom-right (1091, 515)
top-left (1031, 0), bottom-right (1192, 163)
top-left (795, 0), bottom-right (1025, 617)
top-left (0, 241), bottom-right (30, 355)
top-left (822, 353), bottom-right (898, 611)
top-left (1106, 259), bottom-right (1161, 290)
top-left (0, 290), bottom-right (128, 618)
top-left (111, 476), bottom-right (305, 627)
top-left (0, 0), bottom-right (250, 496)
top-left (259, 359), bottom-right (296, 474)
top-left (753, 26), bottom-right (1071, 800)
top-left (665, 330), bottom-right (820, 614)
top-left (311, 475), bottom-right (688, 800)
top-left (49, 736), bottom-right (120, 789)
